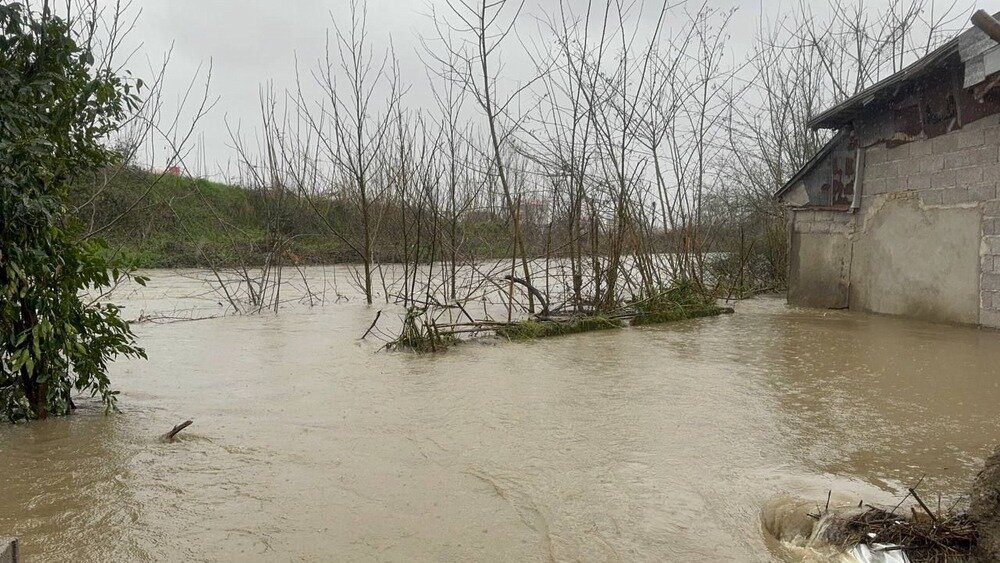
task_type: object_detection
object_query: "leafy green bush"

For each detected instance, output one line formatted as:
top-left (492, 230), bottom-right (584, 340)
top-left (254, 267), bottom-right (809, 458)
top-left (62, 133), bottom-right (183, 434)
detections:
top-left (0, 3), bottom-right (146, 421)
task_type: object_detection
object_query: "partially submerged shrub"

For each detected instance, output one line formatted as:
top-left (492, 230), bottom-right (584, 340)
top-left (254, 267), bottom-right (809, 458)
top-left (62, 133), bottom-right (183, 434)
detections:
top-left (496, 315), bottom-right (623, 341)
top-left (633, 279), bottom-right (713, 310)
top-left (494, 281), bottom-right (733, 342)
top-left (631, 305), bottom-right (733, 326)
top-left (387, 308), bottom-right (458, 353)
top-left (629, 280), bottom-right (732, 326)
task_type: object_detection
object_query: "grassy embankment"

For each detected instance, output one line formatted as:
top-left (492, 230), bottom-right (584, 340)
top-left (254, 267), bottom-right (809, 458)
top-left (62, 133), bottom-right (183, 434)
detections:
top-left (72, 168), bottom-right (351, 268)
top-left (74, 168), bottom-right (517, 269)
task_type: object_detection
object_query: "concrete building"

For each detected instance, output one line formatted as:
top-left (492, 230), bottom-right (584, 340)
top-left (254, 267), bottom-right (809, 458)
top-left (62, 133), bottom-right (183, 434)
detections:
top-left (776, 13), bottom-right (1000, 327)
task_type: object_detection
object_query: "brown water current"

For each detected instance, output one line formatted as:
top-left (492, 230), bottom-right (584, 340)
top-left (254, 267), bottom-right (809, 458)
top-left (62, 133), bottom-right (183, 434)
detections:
top-left (2, 269), bottom-right (1000, 561)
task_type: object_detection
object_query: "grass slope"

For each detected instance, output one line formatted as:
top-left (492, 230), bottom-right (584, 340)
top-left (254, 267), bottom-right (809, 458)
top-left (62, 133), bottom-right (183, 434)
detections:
top-left (72, 168), bottom-right (350, 268)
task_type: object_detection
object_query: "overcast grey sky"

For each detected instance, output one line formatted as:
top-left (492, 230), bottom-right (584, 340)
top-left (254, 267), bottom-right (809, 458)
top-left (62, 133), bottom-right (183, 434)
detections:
top-left (121, 0), bottom-right (980, 178)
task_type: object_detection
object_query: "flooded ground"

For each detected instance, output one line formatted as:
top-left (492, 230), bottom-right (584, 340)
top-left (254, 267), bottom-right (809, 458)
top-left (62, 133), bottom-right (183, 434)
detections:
top-left (2, 269), bottom-right (1000, 561)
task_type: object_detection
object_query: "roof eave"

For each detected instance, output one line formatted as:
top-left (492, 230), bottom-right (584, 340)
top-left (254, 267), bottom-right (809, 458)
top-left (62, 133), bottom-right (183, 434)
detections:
top-left (773, 130), bottom-right (851, 201)
top-left (805, 38), bottom-right (962, 131)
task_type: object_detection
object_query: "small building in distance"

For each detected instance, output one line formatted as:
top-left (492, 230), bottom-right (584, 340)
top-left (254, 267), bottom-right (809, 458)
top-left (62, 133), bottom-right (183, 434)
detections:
top-left (775, 12), bottom-right (1000, 328)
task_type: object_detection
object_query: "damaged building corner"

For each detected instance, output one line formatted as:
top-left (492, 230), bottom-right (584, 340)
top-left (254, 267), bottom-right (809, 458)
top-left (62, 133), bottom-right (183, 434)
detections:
top-left (775, 10), bottom-right (1000, 328)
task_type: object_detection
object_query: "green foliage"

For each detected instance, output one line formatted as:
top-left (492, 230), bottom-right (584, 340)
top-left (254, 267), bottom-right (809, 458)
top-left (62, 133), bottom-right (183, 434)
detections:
top-left (0, 3), bottom-right (146, 421)
top-left (495, 282), bottom-right (731, 342)
top-left (497, 315), bottom-right (623, 341)
top-left (71, 168), bottom-right (396, 268)
top-left (629, 281), bottom-right (732, 326)
top-left (69, 167), bottom-right (524, 269)
top-left (630, 305), bottom-right (732, 326)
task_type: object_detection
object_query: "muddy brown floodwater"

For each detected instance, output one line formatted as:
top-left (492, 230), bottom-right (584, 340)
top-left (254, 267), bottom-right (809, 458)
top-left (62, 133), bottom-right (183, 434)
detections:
top-left (2, 269), bottom-right (1000, 562)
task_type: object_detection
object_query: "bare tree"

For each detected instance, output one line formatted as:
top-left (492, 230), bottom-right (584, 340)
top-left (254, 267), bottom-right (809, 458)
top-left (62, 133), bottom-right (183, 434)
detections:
top-left (430, 0), bottom-right (544, 312)
top-left (312, 0), bottom-right (395, 304)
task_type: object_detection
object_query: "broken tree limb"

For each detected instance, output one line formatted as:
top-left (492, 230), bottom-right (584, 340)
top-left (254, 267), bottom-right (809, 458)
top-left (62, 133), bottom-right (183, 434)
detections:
top-left (973, 10), bottom-right (1000, 43)
top-left (453, 299), bottom-right (476, 324)
top-left (503, 275), bottom-right (549, 316)
top-left (909, 487), bottom-right (938, 523)
top-left (164, 420), bottom-right (193, 441)
top-left (361, 310), bottom-right (382, 340)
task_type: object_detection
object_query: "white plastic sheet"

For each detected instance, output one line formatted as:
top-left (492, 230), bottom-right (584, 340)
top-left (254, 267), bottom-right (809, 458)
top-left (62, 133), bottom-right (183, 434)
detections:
top-left (848, 543), bottom-right (910, 563)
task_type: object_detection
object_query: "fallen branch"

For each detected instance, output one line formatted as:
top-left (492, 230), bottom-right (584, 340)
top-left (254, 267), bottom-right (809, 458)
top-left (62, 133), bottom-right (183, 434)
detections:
top-left (503, 275), bottom-right (549, 316)
top-left (164, 420), bottom-right (193, 441)
top-left (362, 310), bottom-right (383, 339)
top-left (909, 487), bottom-right (938, 523)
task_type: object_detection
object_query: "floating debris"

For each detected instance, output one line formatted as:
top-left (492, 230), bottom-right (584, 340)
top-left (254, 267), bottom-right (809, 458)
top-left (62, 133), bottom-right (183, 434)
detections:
top-left (825, 503), bottom-right (977, 562)
top-left (162, 420), bottom-right (194, 442)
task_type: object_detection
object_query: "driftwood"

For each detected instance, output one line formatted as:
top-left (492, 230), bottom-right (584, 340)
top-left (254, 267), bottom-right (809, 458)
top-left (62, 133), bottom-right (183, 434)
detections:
top-left (361, 310), bottom-right (382, 339)
top-left (821, 483), bottom-right (979, 562)
top-left (825, 506), bottom-right (976, 561)
top-left (163, 420), bottom-right (193, 442)
top-left (909, 487), bottom-right (938, 523)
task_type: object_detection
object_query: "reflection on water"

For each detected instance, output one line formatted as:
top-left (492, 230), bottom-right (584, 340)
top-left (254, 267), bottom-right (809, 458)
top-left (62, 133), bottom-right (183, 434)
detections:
top-left (1, 269), bottom-right (999, 561)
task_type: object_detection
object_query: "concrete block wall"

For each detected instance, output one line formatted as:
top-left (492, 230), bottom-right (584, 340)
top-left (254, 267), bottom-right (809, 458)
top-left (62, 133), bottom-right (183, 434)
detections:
top-left (858, 113), bottom-right (1000, 327)
top-left (984, 200), bottom-right (1000, 327)
top-left (791, 209), bottom-right (855, 235)
top-left (789, 209), bottom-right (855, 309)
